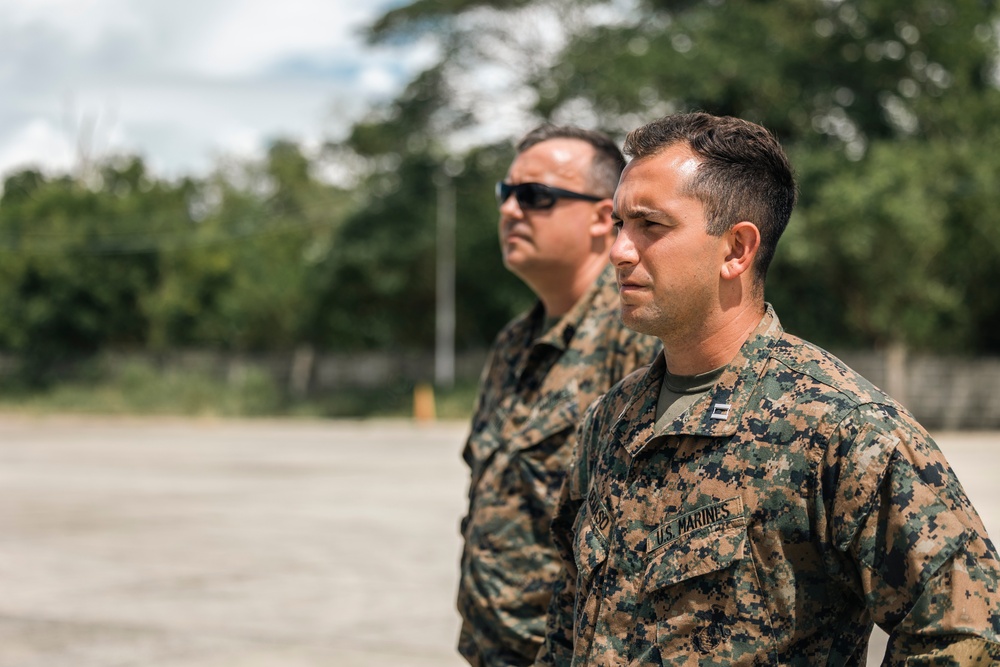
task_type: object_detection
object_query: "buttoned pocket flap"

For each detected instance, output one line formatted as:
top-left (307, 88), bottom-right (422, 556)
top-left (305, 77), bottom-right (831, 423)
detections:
top-left (644, 499), bottom-right (747, 592)
top-left (512, 390), bottom-right (580, 451)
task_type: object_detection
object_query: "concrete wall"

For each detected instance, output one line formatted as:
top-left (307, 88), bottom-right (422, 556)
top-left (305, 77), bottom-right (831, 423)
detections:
top-left (833, 350), bottom-right (1000, 430)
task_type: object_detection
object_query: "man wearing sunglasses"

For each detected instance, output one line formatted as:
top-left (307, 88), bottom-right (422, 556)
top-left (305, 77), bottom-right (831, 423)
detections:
top-left (457, 125), bottom-right (660, 667)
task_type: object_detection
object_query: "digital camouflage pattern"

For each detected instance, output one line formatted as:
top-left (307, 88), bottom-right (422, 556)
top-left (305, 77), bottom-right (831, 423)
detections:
top-left (538, 306), bottom-right (1000, 666)
top-left (458, 266), bottom-right (661, 667)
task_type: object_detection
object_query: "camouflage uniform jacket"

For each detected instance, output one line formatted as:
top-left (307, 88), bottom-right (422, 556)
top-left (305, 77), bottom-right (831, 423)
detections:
top-left (458, 266), bottom-right (661, 667)
top-left (538, 306), bottom-right (1000, 666)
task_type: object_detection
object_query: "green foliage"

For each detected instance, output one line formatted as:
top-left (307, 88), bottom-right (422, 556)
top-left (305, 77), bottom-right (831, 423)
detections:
top-left (308, 142), bottom-right (532, 351)
top-left (348, 67), bottom-right (454, 156)
top-left (310, 151), bottom-right (440, 349)
top-left (0, 358), bottom-right (281, 416)
top-left (0, 159), bottom-right (177, 378)
top-left (777, 143), bottom-right (953, 348)
top-left (771, 88), bottom-right (1000, 352)
top-left (540, 0), bottom-right (998, 147)
top-left (368, 0), bottom-right (537, 42)
top-left (145, 142), bottom-right (350, 351)
top-left (310, 378), bottom-right (478, 419)
top-left (0, 127), bottom-right (526, 367)
top-left (357, 0), bottom-right (1000, 355)
top-left (2, 0), bottom-right (999, 393)
top-left (0, 358), bottom-right (480, 420)
top-left (0, 143), bottom-right (354, 374)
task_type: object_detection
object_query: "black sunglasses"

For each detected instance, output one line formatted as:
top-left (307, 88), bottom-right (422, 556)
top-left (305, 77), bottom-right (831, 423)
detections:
top-left (495, 181), bottom-right (605, 210)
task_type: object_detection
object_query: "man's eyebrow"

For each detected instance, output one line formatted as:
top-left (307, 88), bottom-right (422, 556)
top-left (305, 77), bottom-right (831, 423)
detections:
top-left (614, 205), bottom-right (660, 221)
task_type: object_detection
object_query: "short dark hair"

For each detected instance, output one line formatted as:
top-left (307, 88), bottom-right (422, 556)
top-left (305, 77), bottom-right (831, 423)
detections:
top-left (516, 124), bottom-right (626, 199)
top-left (623, 112), bottom-right (797, 288)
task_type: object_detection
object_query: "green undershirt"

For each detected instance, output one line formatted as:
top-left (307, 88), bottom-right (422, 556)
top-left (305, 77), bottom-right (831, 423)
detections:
top-left (654, 364), bottom-right (727, 430)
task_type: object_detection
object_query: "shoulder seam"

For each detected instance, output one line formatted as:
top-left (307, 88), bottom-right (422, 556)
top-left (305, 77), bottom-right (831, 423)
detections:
top-left (768, 334), bottom-right (890, 407)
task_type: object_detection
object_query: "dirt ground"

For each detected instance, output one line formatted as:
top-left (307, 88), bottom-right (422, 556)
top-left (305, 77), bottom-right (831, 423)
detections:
top-left (0, 415), bottom-right (996, 666)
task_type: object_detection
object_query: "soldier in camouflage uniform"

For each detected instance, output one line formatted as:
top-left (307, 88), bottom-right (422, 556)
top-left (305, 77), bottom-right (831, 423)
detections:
top-left (458, 125), bottom-right (661, 667)
top-left (537, 112), bottom-right (1000, 666)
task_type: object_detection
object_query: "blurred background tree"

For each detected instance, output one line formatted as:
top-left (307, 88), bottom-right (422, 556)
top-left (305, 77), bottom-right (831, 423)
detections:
top-left (0, 159), bottom-right (176, 381)
top-left (358, 0), bottom-right (1000, 356)
top-left (145, 140), bottom-right (351, 352)
top-left (0, 0), bottom-right (998, 405)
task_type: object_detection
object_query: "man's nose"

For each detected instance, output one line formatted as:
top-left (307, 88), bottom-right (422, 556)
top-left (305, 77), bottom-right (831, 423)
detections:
top-left (498, 191), bottom-right (523, 218)
top-left (610, 225), bottom-right (637, 266)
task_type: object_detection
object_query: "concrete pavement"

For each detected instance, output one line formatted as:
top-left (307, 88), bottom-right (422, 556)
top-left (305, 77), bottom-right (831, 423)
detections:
top-left (0, 415), bottom-right (996, 666)
top-left (0, 417), bottom-right (470, 667)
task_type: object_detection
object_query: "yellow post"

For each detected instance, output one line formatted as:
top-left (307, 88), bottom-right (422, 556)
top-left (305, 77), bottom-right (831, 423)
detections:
top-left (413, 382), bottom-right (437, 422)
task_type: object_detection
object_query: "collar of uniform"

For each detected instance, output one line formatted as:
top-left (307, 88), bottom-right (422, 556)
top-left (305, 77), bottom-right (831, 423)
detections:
top-left (532, 264), bottom-right (617, 352)
top-left (617, 305), bottom-right (783, 456)
top-left (610, 351), bottom-right (666, 457)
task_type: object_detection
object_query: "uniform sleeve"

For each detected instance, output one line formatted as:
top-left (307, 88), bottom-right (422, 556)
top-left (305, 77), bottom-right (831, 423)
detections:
top-left (535, 397), bottom-right (604, 666)
top-left (826, 404), bottom-right (1000, 664)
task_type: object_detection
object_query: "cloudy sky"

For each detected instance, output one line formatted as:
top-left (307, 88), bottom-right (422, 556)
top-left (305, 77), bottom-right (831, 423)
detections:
top-left (0, 0), bottom-right (432, 179)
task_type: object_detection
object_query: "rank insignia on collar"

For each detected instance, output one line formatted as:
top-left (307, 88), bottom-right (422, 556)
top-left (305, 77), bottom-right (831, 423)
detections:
top-left (710, 403), bottom-right (732, 420)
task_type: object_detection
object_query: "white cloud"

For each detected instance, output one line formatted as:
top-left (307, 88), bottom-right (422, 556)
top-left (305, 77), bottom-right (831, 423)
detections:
top-left (185, 0), bottom-right (381, 77)
top-left (0, 0), bottom-right (433, 179)
top-left (0, 118), bottom-right (76, 174)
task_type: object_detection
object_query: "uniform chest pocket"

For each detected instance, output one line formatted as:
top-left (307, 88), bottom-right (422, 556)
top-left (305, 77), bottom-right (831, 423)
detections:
top-left (642, 498), bottom-right (776, 666)
top-left (511, 389), bottom-right (578, 453)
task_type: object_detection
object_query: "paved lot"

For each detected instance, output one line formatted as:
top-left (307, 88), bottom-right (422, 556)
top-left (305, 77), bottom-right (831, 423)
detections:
top-left (0, 415), bottom-right (996, 666)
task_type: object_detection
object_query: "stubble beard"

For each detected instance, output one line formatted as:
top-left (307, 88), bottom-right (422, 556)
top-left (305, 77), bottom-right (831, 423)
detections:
top-left (620, 302), bottom-right (666, 339)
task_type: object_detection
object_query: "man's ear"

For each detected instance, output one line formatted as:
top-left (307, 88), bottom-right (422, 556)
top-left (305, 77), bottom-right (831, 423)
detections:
top-left (590, 199), bottom-right (616, 237)
top-left (721, 221), bottom-right (760, 280)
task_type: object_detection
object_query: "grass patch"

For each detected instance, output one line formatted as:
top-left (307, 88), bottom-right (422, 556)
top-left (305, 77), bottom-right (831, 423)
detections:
top-left (0, 358), bottom-right (478, 421)
top-left (288, 378), bottom-right (478, 420)
top-left (0, 359), bottom-right (281, 417)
